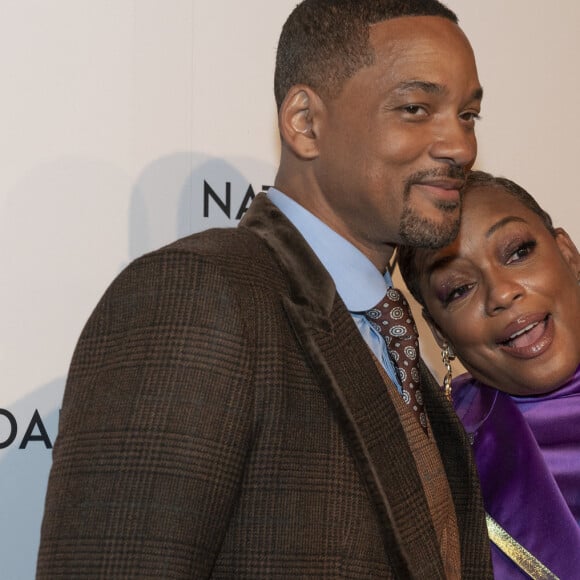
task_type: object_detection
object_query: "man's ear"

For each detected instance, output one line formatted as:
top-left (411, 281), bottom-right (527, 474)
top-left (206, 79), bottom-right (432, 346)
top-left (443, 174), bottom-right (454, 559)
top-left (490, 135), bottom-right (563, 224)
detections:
top-left (421, 308), bottom-right (451, 351)
top-left (554, 227), bottom-right (580, 276)
top-left (278, 85), bottom-right (323, 160)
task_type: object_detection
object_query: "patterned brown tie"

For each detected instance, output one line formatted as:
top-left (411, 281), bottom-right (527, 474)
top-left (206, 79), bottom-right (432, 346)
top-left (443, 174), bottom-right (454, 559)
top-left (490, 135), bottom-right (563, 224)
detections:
top-left (365, 287), bottom-right (428, 434)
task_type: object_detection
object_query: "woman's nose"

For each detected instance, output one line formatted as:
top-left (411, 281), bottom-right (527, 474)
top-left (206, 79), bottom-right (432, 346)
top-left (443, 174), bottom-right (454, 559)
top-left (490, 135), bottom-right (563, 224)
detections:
top-left (484, 270), bottom-right (524, 316)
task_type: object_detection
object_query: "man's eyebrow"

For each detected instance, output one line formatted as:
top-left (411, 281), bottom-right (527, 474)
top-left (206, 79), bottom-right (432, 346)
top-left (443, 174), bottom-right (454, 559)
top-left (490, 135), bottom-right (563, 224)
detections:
top-left (472, 86), bottom-right (484, 102)
top-left (395, 81), bottom-right (444, 95)
top-left (394, 82), bottom-right (484, 102)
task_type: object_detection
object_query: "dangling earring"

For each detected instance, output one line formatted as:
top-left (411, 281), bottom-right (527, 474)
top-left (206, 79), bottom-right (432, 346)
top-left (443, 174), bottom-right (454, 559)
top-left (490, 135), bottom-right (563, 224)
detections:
top-left (441, 342), bottom-right (456, 402)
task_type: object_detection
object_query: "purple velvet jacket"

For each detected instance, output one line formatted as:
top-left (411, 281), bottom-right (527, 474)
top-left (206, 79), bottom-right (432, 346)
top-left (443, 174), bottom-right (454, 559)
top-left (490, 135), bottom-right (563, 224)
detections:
top-left (453, 365), bottom-right (580, 578)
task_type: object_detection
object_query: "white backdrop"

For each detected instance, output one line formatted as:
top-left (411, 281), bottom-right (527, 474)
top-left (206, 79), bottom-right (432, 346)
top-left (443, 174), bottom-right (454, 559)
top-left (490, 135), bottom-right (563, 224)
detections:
top-left (1, 2), bottom-right (579, 577)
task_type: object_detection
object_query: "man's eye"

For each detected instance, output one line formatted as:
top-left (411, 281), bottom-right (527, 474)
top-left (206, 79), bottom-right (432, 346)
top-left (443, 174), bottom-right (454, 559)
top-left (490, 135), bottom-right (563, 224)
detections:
top-left (402, 105), bottom-right (427, 115)
top-left (460, 111), bottom-right (481, 124)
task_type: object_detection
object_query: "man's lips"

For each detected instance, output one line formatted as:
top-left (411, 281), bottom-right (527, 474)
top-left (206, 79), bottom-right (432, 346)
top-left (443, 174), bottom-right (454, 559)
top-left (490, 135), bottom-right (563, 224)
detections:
top-left (496, 313), bottom-right (553, 358)
top-left (412, 179), bottom-right (464, 203)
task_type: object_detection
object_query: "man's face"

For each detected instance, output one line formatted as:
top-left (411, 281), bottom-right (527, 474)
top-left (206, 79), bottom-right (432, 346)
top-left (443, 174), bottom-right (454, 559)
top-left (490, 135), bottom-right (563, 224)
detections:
top-left (311, 16), bottom-right (482, 270)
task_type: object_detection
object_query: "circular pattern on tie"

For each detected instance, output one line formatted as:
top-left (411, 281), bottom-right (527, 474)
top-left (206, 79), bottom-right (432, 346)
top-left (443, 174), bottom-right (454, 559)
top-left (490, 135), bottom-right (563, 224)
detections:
top-left (411, 367), bottom-right (420, 383)
top-left (389, 325), bottom-right (407, 338)
top-left (386, 287), bottom-right (400, 301)
top-left (388, 305), bottom-right (405, 320)
top-left (364, 287), bottom-right (428, 435)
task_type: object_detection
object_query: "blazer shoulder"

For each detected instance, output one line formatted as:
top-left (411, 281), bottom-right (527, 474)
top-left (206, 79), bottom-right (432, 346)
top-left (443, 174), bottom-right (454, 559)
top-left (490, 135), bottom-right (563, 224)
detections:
top-left (146, 226), bottom-right (266, 264)
top-left (115, 226), bottom-right (278, 292)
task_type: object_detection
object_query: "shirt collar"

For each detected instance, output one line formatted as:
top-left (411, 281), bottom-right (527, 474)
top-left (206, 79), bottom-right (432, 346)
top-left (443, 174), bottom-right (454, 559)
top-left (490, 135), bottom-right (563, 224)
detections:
top-left (267, 188), bottom-right (392, 311)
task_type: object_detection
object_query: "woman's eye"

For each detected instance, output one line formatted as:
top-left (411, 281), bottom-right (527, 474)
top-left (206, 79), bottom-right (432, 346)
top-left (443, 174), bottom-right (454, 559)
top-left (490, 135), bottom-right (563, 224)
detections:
top-left (444, 284), bottom-right (471, 305)
top-left (506, 240), bottom-right (537, 264)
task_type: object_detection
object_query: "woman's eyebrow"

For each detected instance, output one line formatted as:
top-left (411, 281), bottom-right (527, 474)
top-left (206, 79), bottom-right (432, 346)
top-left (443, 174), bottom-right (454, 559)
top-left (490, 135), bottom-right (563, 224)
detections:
top-left (486, 216), bottom-right (527, 238)
top-left (423, 253), bottom-right (458, 279)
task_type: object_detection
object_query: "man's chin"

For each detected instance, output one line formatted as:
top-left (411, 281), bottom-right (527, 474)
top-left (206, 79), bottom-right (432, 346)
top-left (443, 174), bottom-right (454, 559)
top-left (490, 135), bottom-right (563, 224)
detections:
top-left (399, 212), bottom-right (460, 249)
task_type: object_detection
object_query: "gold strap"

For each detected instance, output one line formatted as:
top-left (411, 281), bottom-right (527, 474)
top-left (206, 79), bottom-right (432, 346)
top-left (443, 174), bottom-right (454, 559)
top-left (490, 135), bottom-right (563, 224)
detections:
top-left (486, 513), bottom-right (560, 580)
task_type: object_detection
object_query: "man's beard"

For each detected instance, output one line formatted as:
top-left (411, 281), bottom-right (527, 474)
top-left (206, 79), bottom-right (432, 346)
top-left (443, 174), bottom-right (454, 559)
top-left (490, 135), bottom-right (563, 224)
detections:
top-left (399, 200), bottom-right (461, 248)
top-left (399, 167), bottom-right (464, 248)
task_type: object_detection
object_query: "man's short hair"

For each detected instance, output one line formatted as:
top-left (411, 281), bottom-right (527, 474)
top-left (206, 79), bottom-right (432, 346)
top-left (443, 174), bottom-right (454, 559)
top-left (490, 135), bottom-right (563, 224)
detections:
top-left (398, 170), bottom-right (556, 307)
top-left (274, 0), bottom-right (458, 110)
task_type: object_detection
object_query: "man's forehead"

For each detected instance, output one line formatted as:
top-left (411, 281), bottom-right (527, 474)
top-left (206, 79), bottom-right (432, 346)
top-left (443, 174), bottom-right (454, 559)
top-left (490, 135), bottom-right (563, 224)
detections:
top-left (366, 17), bottom-right (481, 98)
top-left (369, 16), bottom-right (473, 63)
top-left (369, 15), bottom-right (463, 41)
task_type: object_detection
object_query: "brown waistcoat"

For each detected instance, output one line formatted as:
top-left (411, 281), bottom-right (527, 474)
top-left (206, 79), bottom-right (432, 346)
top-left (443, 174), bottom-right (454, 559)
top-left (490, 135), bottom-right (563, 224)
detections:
top-left (375, 358), bottom-right (462, 579)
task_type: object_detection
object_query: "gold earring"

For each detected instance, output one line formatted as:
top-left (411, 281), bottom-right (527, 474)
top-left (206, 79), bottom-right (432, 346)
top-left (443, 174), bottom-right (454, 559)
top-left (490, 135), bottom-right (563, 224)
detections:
top-left (441, 343), bottom-right (456, 402)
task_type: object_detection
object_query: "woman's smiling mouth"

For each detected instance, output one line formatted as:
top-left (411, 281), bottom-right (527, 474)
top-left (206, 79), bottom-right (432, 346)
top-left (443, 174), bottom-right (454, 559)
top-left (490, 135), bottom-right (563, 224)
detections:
top-left (497, 314), bottom-right (553, 358)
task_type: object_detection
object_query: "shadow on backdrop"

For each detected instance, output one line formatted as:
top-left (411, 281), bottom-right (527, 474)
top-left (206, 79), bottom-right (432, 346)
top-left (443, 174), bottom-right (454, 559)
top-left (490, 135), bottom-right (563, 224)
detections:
top-left (0, 378), bottom-right (63, 580)
top-left (128, 153), bottom-right (276, 260)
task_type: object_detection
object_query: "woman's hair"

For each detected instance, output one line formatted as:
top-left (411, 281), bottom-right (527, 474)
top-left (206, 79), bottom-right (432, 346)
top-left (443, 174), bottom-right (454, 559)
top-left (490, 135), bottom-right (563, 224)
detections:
top-left (274, 0), bottom-right (458, 110)
top-left (398, 170), bottom-right (556, 306)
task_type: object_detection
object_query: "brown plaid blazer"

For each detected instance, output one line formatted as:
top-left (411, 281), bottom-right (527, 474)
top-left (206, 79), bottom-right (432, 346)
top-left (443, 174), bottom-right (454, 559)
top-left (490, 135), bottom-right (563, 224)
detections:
top-left (37, 194), bottom-right (492, 578)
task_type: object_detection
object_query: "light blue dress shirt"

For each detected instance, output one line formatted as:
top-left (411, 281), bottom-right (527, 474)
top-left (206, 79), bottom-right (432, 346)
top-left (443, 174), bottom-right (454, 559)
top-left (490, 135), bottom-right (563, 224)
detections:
top-left (268, 188), bottom-right (402, 391)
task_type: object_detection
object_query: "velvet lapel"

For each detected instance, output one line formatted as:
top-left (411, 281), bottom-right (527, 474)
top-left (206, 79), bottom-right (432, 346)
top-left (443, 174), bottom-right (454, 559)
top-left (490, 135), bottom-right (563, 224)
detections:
top-left (240, 194), bottom-right (445, 577)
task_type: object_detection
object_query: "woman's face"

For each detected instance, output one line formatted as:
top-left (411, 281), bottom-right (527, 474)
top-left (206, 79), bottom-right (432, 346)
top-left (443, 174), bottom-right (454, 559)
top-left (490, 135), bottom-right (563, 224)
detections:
top-left (416, 185), bottom-right (580, 395)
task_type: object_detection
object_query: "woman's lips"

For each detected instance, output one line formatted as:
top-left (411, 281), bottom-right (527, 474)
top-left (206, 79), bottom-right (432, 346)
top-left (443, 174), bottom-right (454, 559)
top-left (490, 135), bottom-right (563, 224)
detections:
top-left (497, 314), bottom-right (553, 359)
